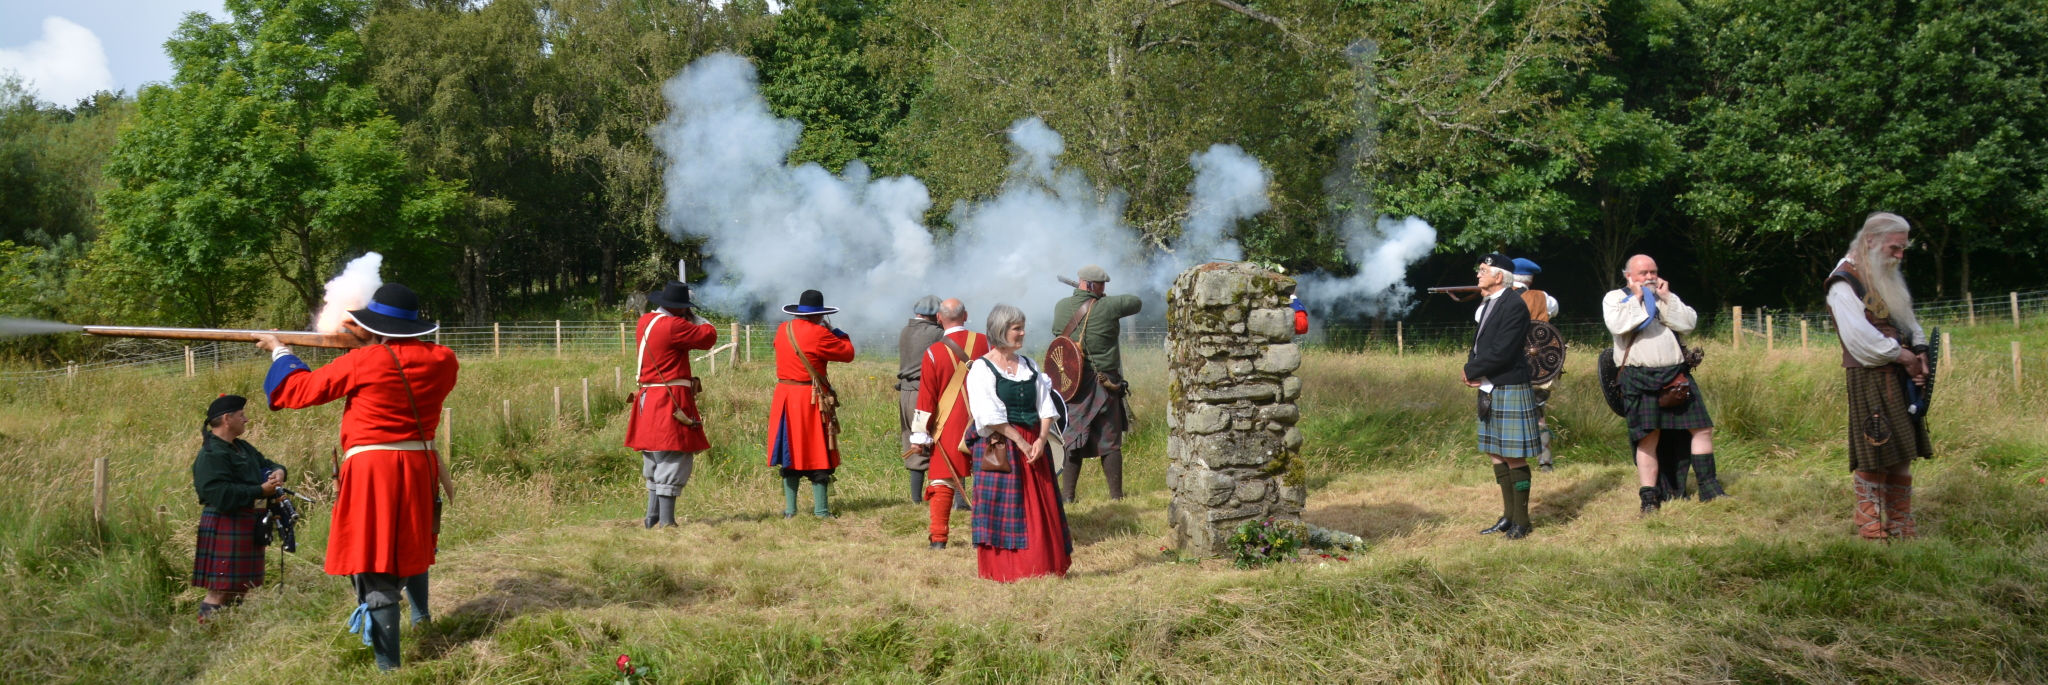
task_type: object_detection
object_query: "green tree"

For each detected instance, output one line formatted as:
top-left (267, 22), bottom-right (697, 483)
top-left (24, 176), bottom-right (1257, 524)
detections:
top-left (100, 0), bottom-right (459, 327)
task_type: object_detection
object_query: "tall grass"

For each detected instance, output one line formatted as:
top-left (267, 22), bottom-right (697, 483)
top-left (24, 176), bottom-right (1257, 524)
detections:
top-left (1, 320), bottom-right (2045, 682)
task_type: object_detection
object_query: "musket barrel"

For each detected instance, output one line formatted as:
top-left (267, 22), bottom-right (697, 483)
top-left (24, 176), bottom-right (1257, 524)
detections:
top-left (80, 326), bottom-right (357, 349)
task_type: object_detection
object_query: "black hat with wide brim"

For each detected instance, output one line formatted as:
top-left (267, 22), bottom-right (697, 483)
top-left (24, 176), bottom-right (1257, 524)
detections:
top-left (347, 283), bottom-right (439, 338)
top-left (648, 280), bottom-right (693, 310)
top-left (781, 289), bottom-right (839, 316)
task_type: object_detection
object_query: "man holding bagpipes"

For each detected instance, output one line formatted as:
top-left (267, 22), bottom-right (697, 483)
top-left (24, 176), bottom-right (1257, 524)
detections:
top-left (1825, 212), bottom-right (1935, 540)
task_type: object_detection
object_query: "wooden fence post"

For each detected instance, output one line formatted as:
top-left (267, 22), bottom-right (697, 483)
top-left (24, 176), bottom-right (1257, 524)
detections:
top-left (1766, 315), bottom-right (1774, 351)
top-left (1940, 330), bottom-right (1951, 366)
top-left (2012, 292), bottom-right (2022, 327)
top-left (1396, 321), bottom-right (1405, 356)
top-left (730, 323), bottom-right (739, 366)
top-left (66, 363), bottom-right (75, 388)
top-left (552, 386), bottom-right (561, 424)
top-left (2014, 341), bottom-right (2023, 389)
top-left (184, 346), bottom-right (194, 377)
top-left (581, 378), bottom-right (590, 423)
top-left (493, 322), bottom-right (501, 357)
top-left (615, 366), bottom-right (622, 393)
top-left (1800, 319), bottom-right (1809, 351)
top-left (744, 324), bottom-right (753, 364)
top-left (502, 399), bottom-right (512, 427)
top-left (1732, 306), bottom-right (1743, 350)
top-left (92, 457), bottom-right (108, 526)
top-left (555, 320), bottom-right (563, 358)
top-left (620, 322), bottom-right (628, 354)
top-left (1966, 293), bottom-right (1976, 326)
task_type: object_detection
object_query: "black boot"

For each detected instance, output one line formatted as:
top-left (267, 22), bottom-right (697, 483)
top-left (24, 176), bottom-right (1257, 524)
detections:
top-left (909, 469), bottom-right (926, 503)
top-left (655, 495), bottom-right (677, 527)
top-left (644, 491), bottom-right (659, 529)
top-left (1693, 452), bottom-right (1726, 502)
top-left (1102, 452), bottom-right (1126, 501)
top-left (1639, 487), bottom-right (1662, 515)
top-left (1059, 458), bottom-right (1081, 503)
top-left (403, 572), bottom-right (431, 625)
top-left (369, 604), bottom-right (404, 671)
top-left (1504, 465), bottom-right (1533, 539)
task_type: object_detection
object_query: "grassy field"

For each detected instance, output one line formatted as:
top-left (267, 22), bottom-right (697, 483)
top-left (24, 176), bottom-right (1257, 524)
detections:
top-left (2, 321), bottom-right (2046, 683)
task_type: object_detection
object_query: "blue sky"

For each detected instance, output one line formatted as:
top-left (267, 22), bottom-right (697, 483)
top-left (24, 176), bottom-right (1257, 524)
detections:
top-left (1, 1), bottom-right (227, 106)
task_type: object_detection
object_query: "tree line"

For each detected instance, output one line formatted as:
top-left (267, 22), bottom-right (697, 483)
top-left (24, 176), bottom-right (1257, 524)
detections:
top-left (2, 0), bottom-right (2043, 358)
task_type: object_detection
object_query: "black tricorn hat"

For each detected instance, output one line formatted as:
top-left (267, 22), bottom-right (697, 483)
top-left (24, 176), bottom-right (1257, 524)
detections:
top-left (347, 283), bottom-right (439, 338)
top-left (649, 281), bottom-right (693, 310)
top-left (782, 289), bottom-right (839, 316)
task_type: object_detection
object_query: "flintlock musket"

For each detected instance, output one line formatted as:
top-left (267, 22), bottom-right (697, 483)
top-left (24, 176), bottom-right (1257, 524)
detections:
top-left (79, 325), bottom-right (362, 349)
top-left (1425, 285), bottom-right (1484, 302)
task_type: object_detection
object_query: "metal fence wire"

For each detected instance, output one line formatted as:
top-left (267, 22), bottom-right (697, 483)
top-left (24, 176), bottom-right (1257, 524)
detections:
top-left (6, 289), bottom-right (2043, 382)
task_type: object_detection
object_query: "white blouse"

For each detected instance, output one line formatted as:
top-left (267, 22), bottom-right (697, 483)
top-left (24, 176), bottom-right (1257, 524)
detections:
top-left (964, 353), bottom-right (1060, 437)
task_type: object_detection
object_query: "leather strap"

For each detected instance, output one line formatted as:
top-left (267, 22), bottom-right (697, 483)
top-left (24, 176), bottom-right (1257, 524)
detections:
top-left (928, 332), bottom-right (981, 485)
top-left (1059, 297), bottom-right (1098, 355)
top-left (784, 322), bottom-right (838, 450)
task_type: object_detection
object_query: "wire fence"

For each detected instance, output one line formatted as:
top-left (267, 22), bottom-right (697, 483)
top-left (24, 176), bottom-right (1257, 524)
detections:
top-left (6, 288), bottom-right (2045, 383)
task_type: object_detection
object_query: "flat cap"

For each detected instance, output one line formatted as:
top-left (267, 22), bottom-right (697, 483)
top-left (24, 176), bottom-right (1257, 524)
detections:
top-left (911, 295), bottom-right (942, 316)
top-left (1078, 265), bottom-right (1110, 283)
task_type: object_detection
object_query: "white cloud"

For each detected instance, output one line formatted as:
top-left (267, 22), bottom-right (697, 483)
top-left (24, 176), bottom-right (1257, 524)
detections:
top-left (0, 17), bottom-right (115, 105)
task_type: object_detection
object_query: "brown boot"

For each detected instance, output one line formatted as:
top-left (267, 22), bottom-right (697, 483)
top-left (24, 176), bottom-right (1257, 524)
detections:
top-left (1883, 474), bottom-right (1916, 539)
top-left (1853, 471), bottom-right (1888, 540)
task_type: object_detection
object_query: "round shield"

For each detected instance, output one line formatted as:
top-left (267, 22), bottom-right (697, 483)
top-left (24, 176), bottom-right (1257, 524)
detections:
top-left (1041, 336), bottom-right (1086, 401)
top-left (1596, 346), bottom-right (1626, 417)
top-left (1525, 320), bottom-right (1567, 387)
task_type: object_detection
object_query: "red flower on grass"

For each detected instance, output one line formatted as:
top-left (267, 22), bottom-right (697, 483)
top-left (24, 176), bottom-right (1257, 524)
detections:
top-left (617, 654), bottom-right (632, 673)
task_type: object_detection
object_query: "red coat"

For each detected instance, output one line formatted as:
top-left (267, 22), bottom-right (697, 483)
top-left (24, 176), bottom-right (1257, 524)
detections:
top-left (915, 329), bottom-right (991, 480)
top-left (265, 340), bottom-right (458, 578)
top-left (625, 311), bottom-right (718, 452)
top-left (766, 319), bottom-right (856, 470)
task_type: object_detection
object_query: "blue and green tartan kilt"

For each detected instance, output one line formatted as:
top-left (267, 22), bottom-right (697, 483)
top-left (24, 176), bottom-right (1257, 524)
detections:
top-left (1477, 384), bottom-right (1542, 459)
top-left (192, 507), bottom-right (266, 592)
top-left (1619, 365), bottom-right (1714, 446)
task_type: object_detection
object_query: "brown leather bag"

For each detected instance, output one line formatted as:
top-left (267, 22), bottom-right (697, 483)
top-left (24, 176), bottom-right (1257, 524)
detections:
top-left (978, 436), bottom-right (1013, 473)
top-left (1656, 373), bottom-right (1695, 409)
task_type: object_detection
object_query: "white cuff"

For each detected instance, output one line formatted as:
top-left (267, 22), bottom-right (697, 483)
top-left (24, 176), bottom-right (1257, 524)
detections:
top-left (270, 346), bottom-right (294, 361)
top-left (909, 432), bottom-right (931, 445)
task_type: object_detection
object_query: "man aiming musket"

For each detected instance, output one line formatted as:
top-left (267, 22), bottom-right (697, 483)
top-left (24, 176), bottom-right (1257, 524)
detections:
top-left (1048, 266), bottom-right (1141, 502)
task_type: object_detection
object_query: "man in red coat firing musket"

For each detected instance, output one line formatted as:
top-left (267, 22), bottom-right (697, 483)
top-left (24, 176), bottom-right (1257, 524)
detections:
top-left (626, 281), bottom-right (719, 528)
top-left (767, 289), bottom-right (857, 518)
top-left (258, 281), bottom-right (457, 672)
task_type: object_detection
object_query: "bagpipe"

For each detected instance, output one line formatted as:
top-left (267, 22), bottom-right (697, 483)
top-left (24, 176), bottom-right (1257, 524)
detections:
top-left (257, 469), bottom-right (319, 554)
top-left (1904, 326), bottom-right (1941, 419)
top-left (1427, 286), bottom-right (1567, 387)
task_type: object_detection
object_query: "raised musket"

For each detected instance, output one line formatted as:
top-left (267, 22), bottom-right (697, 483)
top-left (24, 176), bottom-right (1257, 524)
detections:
top-left (1426, 285), bottom-right (1484, 302)
top-left (80, 325), bottom-right (361, 349)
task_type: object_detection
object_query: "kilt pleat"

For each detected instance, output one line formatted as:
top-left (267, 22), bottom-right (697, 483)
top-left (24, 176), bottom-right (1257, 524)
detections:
top-left (1845, 365), bottom-right (1931, 472)
top-left (1477, 384), bottom-right (1542, 459)
top-left (1619, 364), bottom-right (1714, 446)
top-left (192, 508), bottom-right (266, 592)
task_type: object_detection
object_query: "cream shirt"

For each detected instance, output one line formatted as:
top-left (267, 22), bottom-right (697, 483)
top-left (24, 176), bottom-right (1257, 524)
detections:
top-left (1603, 286), bottom-right (1699, 367)
top-left (1827, 258), bottom-right (1925, 367)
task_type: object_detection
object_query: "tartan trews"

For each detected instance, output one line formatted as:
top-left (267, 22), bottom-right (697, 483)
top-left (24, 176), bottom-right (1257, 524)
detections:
top-left (1477, 384), bottom-right (1543, 459)
top-left (192, 508), bottom-right (267, 592)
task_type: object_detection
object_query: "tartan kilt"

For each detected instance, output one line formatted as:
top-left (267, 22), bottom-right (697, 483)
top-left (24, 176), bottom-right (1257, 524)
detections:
top-left (1477, 384), bottom-right (1542, 459)
top-left (192, 508), bottom-right (266, 592)
top-left (1619, 364), bottom-right (1714, 447)
top-left (1059, 377), bottom-right (1127, 459)
top-left (1845, 365), bottom-right (1931, 472)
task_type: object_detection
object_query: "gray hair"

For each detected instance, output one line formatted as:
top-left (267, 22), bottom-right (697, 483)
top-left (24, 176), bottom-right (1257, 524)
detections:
top-left (1848, 212), bottom-right (1911, 258)
top-left (986, 304), bottom-right (1026, 348)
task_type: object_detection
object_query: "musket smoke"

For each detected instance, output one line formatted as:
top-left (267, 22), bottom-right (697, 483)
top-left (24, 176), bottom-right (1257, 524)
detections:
top-left (315, 252), bottom-right (383, 334)
top-left (0, 317), bottom-right (83, 338)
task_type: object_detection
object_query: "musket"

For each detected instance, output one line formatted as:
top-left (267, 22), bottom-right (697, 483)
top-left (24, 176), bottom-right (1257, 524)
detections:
top-left (1426, 285), bottom-right (1484, 302)
top-left (1057, 275), bottom-right (1081, 288)
top-left (79, 325), bottom-right (361, 349)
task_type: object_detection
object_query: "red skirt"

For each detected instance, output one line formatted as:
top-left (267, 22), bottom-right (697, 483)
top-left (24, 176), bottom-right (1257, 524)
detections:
top-left (193, 508), bottom-right (266, 591)
top-left (976, 430), bottom-right (1072, 583)
top-left (324, 449), bottom-right (439, 577)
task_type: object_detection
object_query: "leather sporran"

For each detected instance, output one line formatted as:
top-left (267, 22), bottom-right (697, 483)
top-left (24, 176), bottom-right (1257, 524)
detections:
top-left (1476, 389), bottom-right (1493, 422)
top-left (978, 437), bottom-right (1013, 473)
top-left (1657, 373), bottom-right (1695, 409)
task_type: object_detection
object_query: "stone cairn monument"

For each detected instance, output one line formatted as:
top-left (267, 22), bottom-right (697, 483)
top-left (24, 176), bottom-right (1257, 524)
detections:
top-left (1165, 262), bottom-right (1306, 556)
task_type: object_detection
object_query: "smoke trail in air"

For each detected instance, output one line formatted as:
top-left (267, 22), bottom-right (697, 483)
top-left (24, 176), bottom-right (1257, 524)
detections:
top-left (315, 252), bottom-right (383, 334)
top-left (0, 317), bottom-right (83, 338)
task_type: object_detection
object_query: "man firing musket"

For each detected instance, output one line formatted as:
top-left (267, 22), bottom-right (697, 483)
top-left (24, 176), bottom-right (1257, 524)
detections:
top-left (766, 289), bottom-right (855, 519)
top-left (1046, 266), bottom-right (1141, 502)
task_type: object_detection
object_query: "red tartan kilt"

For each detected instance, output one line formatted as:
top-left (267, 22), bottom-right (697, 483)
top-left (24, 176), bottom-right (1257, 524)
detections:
top-left (193, 508), bottom-right (266, 591)
top-left (324, 449), bottom-right (439, 577)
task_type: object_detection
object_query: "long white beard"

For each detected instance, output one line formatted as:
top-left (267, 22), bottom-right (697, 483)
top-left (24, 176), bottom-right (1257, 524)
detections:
top-left (1855, 248), bottom-right (1918, 335)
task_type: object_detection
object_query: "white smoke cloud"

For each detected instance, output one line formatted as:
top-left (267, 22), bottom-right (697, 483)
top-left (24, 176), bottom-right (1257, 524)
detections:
top-left (0, 17), bottom-right (114, 106)
top-left (315, 252), bottom-right (383, 334)
top-left (1298, 215), bottom-right (1438, 318)
top-left (655, 52), bottom-right (1437, 341)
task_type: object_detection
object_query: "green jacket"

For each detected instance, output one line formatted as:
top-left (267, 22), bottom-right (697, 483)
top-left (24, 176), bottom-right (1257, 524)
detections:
top-left (1050, 289), bottom-right (1143, 377)
top-left (192, 432), bottom-right (283, 511)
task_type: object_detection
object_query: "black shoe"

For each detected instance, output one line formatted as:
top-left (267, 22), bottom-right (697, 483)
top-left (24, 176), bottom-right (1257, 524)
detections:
top-left (1638, 487), bottom-right (1662, 515)
top-left (1478, 517), bottom-right (1510, 535)
top-left (643, 515), bottom-right (657, 529)
top-left (929, 540), bottom-right (947, 550)
top-left (1503, 523), bottom-right (1531, 540)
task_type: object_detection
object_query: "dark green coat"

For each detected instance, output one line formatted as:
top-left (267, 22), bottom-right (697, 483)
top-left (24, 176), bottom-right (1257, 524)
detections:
top-left (192, 432), bottom-right (283, 511)
top-left (1050, 289), bottom-right (1143, 377)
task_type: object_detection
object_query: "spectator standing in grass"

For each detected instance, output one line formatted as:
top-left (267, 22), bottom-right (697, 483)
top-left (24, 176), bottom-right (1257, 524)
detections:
top-left (190, 393), bottom-right (285, 622)
top-left (1466, 253), bottom-right (1539, 540)
top-left (1824, 212), bottom-right (1931, 540)
top-left (969, 304), bottom-right (1072, 581)
top-left (897, 295), bottom-right (945, 503)
top-left (626, 281), bottom-right (718, 528)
